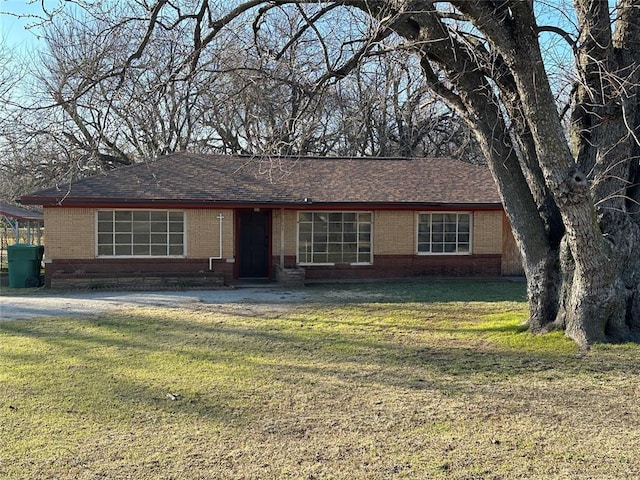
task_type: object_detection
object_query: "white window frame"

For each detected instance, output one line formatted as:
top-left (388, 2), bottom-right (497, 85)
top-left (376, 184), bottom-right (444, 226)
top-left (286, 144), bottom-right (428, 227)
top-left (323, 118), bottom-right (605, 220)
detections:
top-left (95, 209), bottom-right (186, 258)
top-left (297, 211), bottom-right (373, 266)
top-left (416, 211), bottom-right (472, 255)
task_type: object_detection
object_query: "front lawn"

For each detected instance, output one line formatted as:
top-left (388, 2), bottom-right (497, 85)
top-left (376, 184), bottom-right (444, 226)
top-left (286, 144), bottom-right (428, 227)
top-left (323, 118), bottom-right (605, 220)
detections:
top-left (2, 280), bottom-right (640, 479)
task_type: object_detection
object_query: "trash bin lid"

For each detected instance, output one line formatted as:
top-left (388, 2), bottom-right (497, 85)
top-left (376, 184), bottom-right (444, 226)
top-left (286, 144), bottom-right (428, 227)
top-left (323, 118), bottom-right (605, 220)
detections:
top-left (7, 244), bottom-right (42, 260)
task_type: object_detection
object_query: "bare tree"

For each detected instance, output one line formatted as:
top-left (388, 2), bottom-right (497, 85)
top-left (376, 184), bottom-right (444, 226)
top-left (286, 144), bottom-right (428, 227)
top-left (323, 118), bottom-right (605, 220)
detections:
top-left (10, 1), bottom-right (638, 347)
top-left (57, 0), bottom-right (635, 348)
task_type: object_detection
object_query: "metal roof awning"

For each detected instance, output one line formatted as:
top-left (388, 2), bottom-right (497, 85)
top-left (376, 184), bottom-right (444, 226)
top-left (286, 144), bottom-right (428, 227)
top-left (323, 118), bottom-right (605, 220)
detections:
top-left (1, 201), bottom-right (44, 245)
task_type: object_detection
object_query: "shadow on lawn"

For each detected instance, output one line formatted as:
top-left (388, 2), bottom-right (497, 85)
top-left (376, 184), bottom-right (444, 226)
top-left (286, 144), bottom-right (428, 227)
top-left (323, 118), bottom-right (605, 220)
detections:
top-left (2, 302), bottom-right (637, 428)
top-left (307, 278), bottom-right (527, 304)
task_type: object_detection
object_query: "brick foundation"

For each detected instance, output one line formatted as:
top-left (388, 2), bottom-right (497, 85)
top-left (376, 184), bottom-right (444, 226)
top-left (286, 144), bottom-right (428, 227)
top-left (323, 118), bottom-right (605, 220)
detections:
top-left (45, 258), bottom-right (233, 288)
top-left (45, 253), bottom-right (501, 289)
top-left (274, 254), bottom-right (502, 281)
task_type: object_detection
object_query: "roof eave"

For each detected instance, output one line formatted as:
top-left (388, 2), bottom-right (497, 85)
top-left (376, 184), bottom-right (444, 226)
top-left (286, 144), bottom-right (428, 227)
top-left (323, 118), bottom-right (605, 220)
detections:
top-left (20, 196), bottom-right (503, 210)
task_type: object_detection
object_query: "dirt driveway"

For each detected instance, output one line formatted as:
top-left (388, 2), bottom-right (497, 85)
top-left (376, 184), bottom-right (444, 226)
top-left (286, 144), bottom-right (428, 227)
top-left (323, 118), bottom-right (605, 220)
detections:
top-left (0, 287), bottom-right (322, 321)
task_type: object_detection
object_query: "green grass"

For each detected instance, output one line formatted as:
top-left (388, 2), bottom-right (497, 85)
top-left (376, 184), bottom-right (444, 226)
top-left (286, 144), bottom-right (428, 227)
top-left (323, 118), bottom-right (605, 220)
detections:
top-left (2, 280), bottom-right (640, 479)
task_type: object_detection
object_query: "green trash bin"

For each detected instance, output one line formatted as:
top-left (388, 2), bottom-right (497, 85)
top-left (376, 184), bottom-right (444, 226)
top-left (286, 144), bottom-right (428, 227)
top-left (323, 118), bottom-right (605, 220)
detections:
top-left (7, 244), bottom-right (44, 288)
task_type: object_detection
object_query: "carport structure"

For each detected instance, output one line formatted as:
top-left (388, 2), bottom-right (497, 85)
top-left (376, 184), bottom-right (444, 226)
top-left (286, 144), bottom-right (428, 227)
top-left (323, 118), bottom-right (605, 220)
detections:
top-left (1, 201), bottom-right (44, 245)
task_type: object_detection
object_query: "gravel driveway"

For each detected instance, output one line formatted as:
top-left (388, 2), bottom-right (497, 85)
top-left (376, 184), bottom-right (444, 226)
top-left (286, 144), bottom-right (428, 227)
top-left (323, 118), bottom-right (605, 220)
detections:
top-left (0, 287), bottom-right (316, 321)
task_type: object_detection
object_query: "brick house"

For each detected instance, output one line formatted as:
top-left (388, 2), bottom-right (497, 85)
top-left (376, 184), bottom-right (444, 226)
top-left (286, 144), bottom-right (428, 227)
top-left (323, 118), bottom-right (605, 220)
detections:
top-left (20, 153), bottom-right (523, 288)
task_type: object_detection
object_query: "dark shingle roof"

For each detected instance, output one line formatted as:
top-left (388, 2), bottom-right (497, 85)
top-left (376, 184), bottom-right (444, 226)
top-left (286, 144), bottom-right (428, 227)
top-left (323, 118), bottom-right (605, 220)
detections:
top-left (20, 153), bottom-right (501, 207)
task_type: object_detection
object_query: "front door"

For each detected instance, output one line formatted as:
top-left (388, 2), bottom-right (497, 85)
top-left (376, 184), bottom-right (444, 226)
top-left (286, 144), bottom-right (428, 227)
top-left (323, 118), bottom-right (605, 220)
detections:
top-left (238, 210), bottom-right (270, 278)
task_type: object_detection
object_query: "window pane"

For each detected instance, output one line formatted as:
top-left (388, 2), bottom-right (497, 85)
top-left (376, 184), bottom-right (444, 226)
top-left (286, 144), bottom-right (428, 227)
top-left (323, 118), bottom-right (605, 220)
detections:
top-left (314, 220), bottom-right (327, 232)
top-left (115, 222), bottom-right (131, 233)
top-left (151, 233), bottom-right (167, 244)
top-left (418, 212), bottom-right (471, 254)
top-left (150, 211), bottom-right (167, 222)
top-left (329, 232), bottom-right (342, 243)
top-left (115, 244), bottom-right (132, 255)
top-left (97, 222), bottom-right (113, 233)
top-left (97, 210), bottom-right (185, 257)
top-left (299, 222), bottom-right (312, 233)
top-left (313, 232), bottom-right (327, 243)
top-left (153, 244), bottom-right (169, 255)
top-left (115, 233), bottom-right (132, 244)
top-left (114, 211), bottom-right (131, 221)
top-left (297, 211), bottom-right (372, 264)
top-left (98, 234), bottom-right (113, 245)
top-left (342, 252), bottom-right (357, 263)
top-left (133, 244), bottom-right (150, 256)
top-left (343, 232), bottom-right (356, 243)
top-left (299, 232), bottom-right (312, 243)
top-left (133, 233), bottom-right (149, 244)
top-left (133, 222), bottom-right (150, 233)
top-left (133, 211), bottom-right (149, 222)
top-left (298, 250), bottom-right (311, 263)
top-left (299, 212), bottom-right (312, 222)
top-left (314, 243), bottom-right (327, 253)
top-left (357, 254), bottom-right (369, 263)
top-left (151, 222), bottom-right (167, 233)
top-left (313, 253), bottom-right (328, 263)
top-left (169, 234), bottom-right (183, 246)
top-left (328, 252), bottom-right (343, 263)
top-left (169, 222), bottom-right (183, 233)
top-left (329, 222), bottom-right (342, 233)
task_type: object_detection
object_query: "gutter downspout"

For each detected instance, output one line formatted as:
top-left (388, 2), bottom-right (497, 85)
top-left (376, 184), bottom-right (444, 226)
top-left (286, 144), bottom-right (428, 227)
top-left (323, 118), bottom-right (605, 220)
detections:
top-left (209, 213), bottom-right (224, 270)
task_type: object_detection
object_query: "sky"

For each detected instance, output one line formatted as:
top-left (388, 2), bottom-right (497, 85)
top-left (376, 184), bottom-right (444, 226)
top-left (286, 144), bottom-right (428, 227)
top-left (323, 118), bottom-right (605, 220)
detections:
top-left (0, 0), bottom-right (52, 51)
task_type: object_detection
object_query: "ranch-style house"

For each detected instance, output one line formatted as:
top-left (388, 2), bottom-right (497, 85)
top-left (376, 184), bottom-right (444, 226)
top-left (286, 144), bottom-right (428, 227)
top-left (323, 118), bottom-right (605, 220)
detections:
top-left (20, 153), bottom-right (523, 288)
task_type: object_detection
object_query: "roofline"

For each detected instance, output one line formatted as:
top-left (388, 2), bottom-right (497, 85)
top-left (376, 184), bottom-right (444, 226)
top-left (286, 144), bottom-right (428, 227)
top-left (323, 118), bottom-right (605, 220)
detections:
top-left (20, 197), bottom-right (503, 211)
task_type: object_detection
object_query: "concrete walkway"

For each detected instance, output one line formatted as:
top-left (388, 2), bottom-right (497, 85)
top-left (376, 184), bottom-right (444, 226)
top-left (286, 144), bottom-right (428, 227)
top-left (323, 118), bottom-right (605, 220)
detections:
top-left (0, 287), bottom-right (314, 321)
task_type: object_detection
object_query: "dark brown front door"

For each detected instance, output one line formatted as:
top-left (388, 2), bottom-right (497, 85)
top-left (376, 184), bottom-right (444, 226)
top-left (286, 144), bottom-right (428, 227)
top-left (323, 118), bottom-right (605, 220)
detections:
top-left (238, 210), bottom-right (270, 278)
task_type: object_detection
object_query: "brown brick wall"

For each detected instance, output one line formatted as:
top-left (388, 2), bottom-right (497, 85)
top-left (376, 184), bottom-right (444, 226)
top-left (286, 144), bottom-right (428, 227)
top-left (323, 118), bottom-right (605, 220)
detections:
top-left (45, 258), bottom-right (234, 286)
top-left (187, 209), bottom-right (234, 259)
top-left (272, 209), bottom-right (298, 257)
top-left (43, 207), bottom-right (507, 286)
top-left (44, 208), bottom-right (95, 259)
top-left (375, 211), bottom-right (415, 255)
top-left (300, 254), bottom-right (502, 280)
top-left (472, 211), bottom-right (502, 254)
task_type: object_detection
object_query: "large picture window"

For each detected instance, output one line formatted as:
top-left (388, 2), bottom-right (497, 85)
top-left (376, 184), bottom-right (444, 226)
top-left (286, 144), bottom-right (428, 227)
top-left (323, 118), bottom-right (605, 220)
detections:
top-left (298, 212), bottom-right (372, 265)
top-left (417, 212), bottom-right (471, 254)
top-left (97, 210), bottom-right (185, 257)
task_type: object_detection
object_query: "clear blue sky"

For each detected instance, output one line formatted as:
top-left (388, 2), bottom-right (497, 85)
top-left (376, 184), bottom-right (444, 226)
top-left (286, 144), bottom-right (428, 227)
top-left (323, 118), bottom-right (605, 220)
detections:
top-left (0, 0), bottom-right (51, 51)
